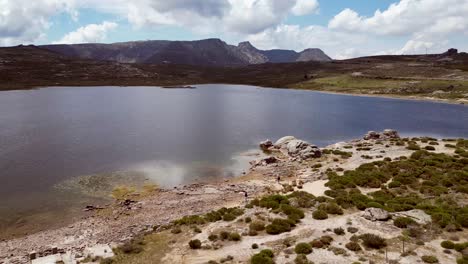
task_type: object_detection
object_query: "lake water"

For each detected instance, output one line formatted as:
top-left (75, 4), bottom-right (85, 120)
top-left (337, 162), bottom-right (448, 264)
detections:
top-left (0, 84), bottom-right (467, 235)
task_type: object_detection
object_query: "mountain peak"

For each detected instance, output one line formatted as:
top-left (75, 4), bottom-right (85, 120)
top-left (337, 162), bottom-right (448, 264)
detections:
top-left (238, 41), bottom-right (255, 49)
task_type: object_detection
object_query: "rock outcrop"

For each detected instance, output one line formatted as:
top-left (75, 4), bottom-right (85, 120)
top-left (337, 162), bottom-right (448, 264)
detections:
top-left (362, 208), bottom-right (391, 221)
top-left (260, 136), bottom-right (322, 160)
top-left (363, 129), bottom-right (400, 140)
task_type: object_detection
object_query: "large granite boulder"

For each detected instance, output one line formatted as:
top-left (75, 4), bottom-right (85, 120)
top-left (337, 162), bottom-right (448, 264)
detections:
top-left (275, 136), bottom-right (296, 147)
top-left (286, 139), bottom-right (321, 159)
top-left (363, 208), bottom-right (391, 221)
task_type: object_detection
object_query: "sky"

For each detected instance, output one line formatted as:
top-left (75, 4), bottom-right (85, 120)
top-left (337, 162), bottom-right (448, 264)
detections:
top-left (1, 0), bottom-right (467, 59)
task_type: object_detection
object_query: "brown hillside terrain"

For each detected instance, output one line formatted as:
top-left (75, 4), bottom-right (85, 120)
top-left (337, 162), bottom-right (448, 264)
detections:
top-left (1, 45), bottom-right (467, 103)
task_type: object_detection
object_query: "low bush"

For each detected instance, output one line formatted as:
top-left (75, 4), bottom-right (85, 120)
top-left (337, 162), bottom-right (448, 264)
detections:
top-left (310, 239), bottom-right (324, 248)
top-left (347, 227), bottom-right (358, 233)
top-left (208, 234), bottom-right (218, 241)
top-left (266, 218), bottom-right (292, 235)
top-left (250, 221), bottom-right (266, 231)
top-left (440, 240), bottom-right (455, 249)
top-left (252, 243), bottom-right (259, 249)
top-left (294, 254), bottom-right (312, 264)
top-left (407, 144), bottom-right (421, 150)
top-left (228, 232), bottom-right (241, 241)
top-left (394, 217), bottom-right (417, 228)
top-left (320, 235), bottom-right (333, 246)
top-left (424, 146), bottom-right (436, 151)
top-left (220, 231), bottom-right (230, 240)
top-left (312, 210), bottom-right (328, 220)
top-left (345, 241), bottom-right (362, 251)
top-left (294, 243), bottom-right (313, 254)
top-left (223, 213), bottom-right (236, 221)
top-left (251, 249), bottom-right (274, 264)
top-left (333, 227), bottom-right (345, 235)
top-left (189, 239), bottom-right (202, 249)
top-left (359, 233), bottom-right (386, 249)
top-left (454, 242), bottom-right (468, 252)
top-left (421, 255), bottom-right (439, 263)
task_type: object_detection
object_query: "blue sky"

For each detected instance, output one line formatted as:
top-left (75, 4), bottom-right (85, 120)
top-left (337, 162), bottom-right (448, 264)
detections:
top-left (1, 0), bottom-right (467, 59)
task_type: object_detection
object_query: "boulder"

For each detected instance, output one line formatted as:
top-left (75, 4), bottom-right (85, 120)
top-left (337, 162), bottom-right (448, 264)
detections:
top-left (275, 136), bottom-right (296, 147)
top-left (364, 129), bottom-right (400, 140)
top-left (382, 129), bottom-right (399, 139)
top-left (364, 131), bottom-right (380, 140)
top-left (363, 208), bottom-right (391, 221)
top-left (259, 139), bottom-right (273, 150)
top-left (286, 140), bottom-right (321, 159)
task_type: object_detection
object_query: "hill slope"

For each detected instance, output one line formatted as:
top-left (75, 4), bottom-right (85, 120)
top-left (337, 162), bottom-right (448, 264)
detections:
top-left (41, 39), bottom-right (332, 66)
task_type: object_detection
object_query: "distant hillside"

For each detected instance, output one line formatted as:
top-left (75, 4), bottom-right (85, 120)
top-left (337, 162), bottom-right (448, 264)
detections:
top-left (40, 39), bottom-right (332, 66)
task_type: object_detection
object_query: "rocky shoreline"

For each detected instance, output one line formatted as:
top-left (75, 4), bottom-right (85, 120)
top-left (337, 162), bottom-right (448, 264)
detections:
top-left (1, 130), bottom-right (466, 264)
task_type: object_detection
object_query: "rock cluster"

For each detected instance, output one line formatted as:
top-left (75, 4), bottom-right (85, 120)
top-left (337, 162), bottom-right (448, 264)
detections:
top-left (259, 136), bottom-right (322, 161)
top-left (362, 208), bottom-right (391, 221)
top-left (363, 129), bottom-right (399, 140)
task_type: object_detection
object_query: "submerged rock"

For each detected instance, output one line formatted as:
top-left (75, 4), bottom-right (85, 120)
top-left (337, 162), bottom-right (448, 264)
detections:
top-left (363, 208), bottom-right (391, 221)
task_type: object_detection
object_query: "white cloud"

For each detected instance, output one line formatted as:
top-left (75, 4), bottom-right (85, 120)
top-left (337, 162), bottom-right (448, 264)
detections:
top-left (329, 0), bottom-right (468, 37)
top-left (53, 21), bottom-right (118, 44)
top-left (291, 0), bottom-right (319, 16)
top-left (0, 0), bottom-right (75, 46)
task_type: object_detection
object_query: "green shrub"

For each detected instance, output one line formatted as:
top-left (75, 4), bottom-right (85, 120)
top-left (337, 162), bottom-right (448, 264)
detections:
top-left (421, 255), bottom-right (439, 263)
top-left (445, 144), bottom-right (456, 148)
top-left (440, 240), bottom-right (455, 249)
top-left (388, 181), bottom-right (401, 188)
top-left (189, 239), bottom-right (202, 249)
top-left (312, 210), bottom-right (328, 220)
top-left (407, 144), bottom-right (421, 150)
top-left (280, 204), bottom-right (305, 221)
top-left (229, 232), bottom-right (241, 241)
top-left (259, 195), bottom-right (289, 209)
top-left (223, 213), bottom-right (236, 221)
top-left (266, 219), bottom-right (292, 235)
top-left (294, 243), bottom-right (313, 254)
top-left (174, 215), bottom-right (206, 225)
top-left (345, 241), bottom-right (362, 251)
top-left (359, 234), bottom-right (386, 249)
top-left (454, 242), bottom-right (468, 252)
top-left (333, 227), bottom-right (345, 235)
top-left (294, 254), bottom-right (312, 264)
top-left (208, 234), bottom-right (218, 241)
top-left (250, 221), bottom-right (266, 231)
top-left (245, 217), bottom-right (252, 223)
top-left (251, 249), bottom-right (274, 264)
top-left (287, 191), bottom-right (316, 208)
top-left (457, 257), bottom-right (468, 264)
top-left (193, 227), bottom-right (201, 233)
top-left (347, 227), bottom-right (358, 233)
top-left (322, 203), bottom-right (344, 215)
top-left (456, 214), bottom-right (468, 228)
top-left (252, 243), bottom-right (259, 249)
top-left (424, 146), bottom-right (436, 151)
top-left (394, 217), bottom-right (417, 228)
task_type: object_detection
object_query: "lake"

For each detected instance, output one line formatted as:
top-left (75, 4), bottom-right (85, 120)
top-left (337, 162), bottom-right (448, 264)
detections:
top-left (0, 84), bottom-right (467, 236)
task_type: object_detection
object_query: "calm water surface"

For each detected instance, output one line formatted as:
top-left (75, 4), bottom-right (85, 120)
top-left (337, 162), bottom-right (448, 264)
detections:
top-left (0, 84), bottom-right (467, 233)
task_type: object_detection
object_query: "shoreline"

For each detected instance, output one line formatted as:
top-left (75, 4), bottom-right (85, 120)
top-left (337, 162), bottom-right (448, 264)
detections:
top-left (3, 83), bottom-right (467, 106)
top-left (2, 131), bottom-right (465, 263)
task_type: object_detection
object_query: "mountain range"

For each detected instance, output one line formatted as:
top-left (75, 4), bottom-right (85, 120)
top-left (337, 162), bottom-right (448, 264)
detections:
top-left (41, 38), bottom-right (332, 66)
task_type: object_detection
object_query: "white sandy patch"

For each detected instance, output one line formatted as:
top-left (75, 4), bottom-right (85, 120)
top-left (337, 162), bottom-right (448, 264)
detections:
top-left (302, 180), bottom-right (329, 197)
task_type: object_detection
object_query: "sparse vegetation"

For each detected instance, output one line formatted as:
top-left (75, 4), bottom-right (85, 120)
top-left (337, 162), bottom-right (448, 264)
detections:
top-left (295, 243), bottom-right (313, 254)
top-left (421, 255), bottom-right (439, 263)
top-left (188, 239), bottom-right (202, 249)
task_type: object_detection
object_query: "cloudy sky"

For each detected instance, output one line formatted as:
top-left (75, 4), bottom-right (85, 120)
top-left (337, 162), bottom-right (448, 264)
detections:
top-left (1, 0), bottom-right (467, 59)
